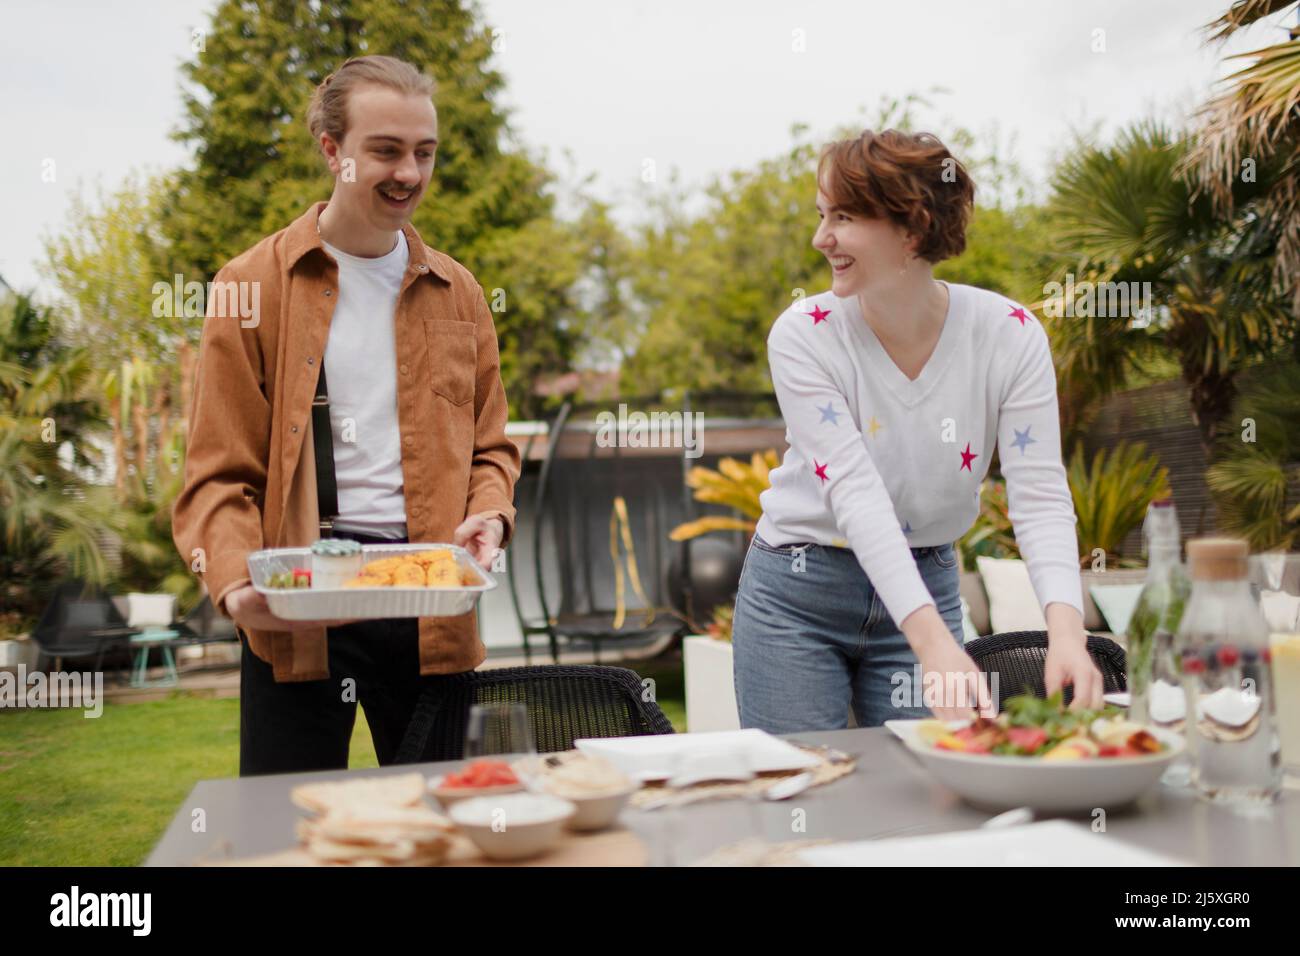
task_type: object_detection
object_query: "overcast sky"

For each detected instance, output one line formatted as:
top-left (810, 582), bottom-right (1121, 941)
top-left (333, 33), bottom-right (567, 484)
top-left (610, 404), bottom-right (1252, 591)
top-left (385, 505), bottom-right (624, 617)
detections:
top-left (1, 0), bottom-right (1289, 298)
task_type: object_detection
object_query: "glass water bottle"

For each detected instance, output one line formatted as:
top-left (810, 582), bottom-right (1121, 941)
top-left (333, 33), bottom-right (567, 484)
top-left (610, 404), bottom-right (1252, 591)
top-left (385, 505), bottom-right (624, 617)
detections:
top-left (1124, 498), bottom-right (1190, 728)
top-left (1176, 537), bottom-right (1281, 804)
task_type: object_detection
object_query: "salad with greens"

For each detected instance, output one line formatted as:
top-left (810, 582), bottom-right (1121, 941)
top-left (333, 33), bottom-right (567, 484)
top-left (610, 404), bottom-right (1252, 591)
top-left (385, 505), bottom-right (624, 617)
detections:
top-left (915, 691), bottom-right (1165, 759)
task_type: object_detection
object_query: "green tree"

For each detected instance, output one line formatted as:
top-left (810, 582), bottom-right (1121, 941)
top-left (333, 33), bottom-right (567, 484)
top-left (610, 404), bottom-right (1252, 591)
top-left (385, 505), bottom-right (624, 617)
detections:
top-left (1043, 121), bottom-right (1291, 454)
top-left (1206, 361), bottom-right (1300, 549)
top-left (619, 137), bottom-right (828, 396)
top-left (619, 100), bottom-right (1048, 396)
top-left (0, 292), bottom-right (120, 634)
top-left (40, 175), bottom-right (197, 611)
top-left (164, 0), bottom-right (598, 417)
top-left (42, 173), bottom-right (186, 497)
top-left (1186, 0), bottom-right (1300, 318)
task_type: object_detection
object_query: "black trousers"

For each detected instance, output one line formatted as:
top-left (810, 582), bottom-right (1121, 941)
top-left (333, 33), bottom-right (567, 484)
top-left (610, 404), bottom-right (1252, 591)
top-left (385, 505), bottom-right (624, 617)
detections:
top-left (238, 531), bottom-right (440, 777)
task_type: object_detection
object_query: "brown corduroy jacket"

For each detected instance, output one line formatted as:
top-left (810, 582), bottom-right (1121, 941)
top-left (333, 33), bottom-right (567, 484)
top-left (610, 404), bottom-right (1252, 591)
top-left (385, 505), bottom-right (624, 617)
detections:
top-left (172, 201), bottom-right (520, 682)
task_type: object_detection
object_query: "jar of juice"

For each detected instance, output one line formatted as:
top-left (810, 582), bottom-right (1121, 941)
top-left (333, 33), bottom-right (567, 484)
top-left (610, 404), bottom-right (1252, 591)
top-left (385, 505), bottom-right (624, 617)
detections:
top-left (1270, 632), bottom-right (1300, 777)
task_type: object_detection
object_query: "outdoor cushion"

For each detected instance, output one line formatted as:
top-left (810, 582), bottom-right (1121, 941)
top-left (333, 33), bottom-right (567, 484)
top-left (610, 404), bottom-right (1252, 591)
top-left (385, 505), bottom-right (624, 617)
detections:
top-left (126, 593), bottom-right (177, 629)
top-left (959, 571), bottom-right (990, 636)
top-left (976, 557), bottom-right (1046, 634)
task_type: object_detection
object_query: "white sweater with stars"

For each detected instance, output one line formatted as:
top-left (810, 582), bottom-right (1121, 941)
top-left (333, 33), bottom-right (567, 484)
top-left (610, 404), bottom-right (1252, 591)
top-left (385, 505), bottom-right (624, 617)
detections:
top-left (754, 281), bottom-right (1085, 628)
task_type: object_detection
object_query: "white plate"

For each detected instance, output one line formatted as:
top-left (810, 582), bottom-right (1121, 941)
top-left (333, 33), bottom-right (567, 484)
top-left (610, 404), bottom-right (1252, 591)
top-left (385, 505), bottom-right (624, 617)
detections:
top-left (891, 719), bottom-right (1185, 813)
top-left (798, 820), bottom-right (1187, 866)
top-left (884, 718), bottom-right (965, 744)
top-left (574, 729), bottom-right (821, 782)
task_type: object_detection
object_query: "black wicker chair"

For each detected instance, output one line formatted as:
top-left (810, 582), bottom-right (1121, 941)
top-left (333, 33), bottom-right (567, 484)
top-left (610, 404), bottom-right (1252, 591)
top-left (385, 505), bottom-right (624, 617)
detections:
top-left (964, 630), bottom-right (1128, 711)
top-left (394, 665), bottom-right (675, 763)
top-left (172, 594), bottom-right (239, 646)
top-left (30, 580), bottom-right (141, 675)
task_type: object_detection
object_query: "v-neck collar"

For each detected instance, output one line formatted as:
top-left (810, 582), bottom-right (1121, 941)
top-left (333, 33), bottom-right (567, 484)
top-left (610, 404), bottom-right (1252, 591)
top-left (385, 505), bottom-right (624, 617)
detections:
top-left (846, 280), bottom-right (962, 408)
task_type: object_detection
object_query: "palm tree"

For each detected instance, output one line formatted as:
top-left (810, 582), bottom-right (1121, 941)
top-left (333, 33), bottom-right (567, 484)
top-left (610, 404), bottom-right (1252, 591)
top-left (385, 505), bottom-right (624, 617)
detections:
top-left (1184, 0), bottom-right (1300, 317)
top-left (102, 357), bottom-right (159, 499)
top-left (1043, 121), bottom-right (1290, 454)
top-left (0, 292), bottom-right (122, 631)
top-left (114, 446), bottom-right (200, 610)
top-left (1206, 361), bottom-right (1300, 548)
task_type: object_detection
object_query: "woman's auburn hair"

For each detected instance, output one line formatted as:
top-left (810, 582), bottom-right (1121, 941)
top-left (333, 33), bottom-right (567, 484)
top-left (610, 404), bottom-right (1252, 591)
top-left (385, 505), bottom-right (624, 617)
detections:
top-left (818, 129), bottom-right (976, 264)
top-left (306, 54), bottom-right (436, 147)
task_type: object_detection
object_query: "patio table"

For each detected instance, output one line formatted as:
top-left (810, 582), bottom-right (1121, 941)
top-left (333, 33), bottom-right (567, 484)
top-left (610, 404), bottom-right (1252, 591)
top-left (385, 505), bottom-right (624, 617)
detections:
top-left (145, 727), bottom-right (1300, 866)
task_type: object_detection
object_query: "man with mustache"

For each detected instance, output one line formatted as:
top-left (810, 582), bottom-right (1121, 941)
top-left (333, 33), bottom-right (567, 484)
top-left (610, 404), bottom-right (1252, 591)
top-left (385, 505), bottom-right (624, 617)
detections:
top-left (173, 55), bottom-right (520, 775)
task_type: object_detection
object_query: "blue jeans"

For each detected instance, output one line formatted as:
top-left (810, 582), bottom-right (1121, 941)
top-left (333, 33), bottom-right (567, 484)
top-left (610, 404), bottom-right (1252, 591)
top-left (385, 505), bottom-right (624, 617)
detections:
top-left (732, 533), bottom-right (964, 733)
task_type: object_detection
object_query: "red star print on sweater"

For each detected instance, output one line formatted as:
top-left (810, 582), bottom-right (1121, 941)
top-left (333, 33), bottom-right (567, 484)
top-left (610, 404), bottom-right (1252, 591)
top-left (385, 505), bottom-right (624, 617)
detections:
top-left (756, 284), bottom-right (1084, 630)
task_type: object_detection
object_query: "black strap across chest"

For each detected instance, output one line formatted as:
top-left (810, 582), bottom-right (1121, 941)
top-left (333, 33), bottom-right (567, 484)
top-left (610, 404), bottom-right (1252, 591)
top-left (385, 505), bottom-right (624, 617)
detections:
top-left (312, 363), bottom-right (339, 534)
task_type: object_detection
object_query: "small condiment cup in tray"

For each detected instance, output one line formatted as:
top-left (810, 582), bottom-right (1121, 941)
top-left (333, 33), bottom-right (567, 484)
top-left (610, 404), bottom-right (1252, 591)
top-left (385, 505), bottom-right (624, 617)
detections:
top-left (247, 542), bottom-right (496, 621)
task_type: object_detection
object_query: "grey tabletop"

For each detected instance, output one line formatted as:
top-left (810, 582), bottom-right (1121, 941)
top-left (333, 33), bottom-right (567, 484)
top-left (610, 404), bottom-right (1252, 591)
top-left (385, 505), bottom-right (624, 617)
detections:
top-left (144, 727), bottom-right (1300, 866)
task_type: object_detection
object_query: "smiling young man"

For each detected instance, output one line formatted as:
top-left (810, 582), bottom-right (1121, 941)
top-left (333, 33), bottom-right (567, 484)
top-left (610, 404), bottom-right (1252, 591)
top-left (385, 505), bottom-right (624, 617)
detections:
top-left (172, 55), bottom-right (521, 775)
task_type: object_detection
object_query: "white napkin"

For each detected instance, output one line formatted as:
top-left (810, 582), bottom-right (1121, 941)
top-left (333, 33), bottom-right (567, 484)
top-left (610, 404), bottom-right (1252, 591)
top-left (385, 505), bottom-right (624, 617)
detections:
top-left (798, 820), bottom-right (1186, 866)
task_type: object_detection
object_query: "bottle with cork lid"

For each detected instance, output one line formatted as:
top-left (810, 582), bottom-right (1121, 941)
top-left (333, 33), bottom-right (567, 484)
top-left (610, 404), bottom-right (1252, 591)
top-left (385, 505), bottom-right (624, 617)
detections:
top-left (1175, 536), bottom-right (1280, 803)
top-left (1187, 537), bottom-right (1250, 582)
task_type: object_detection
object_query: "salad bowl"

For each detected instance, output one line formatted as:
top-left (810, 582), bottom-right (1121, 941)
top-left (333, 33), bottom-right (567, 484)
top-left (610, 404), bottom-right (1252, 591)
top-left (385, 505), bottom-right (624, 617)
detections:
top-left (887, 693), bottom-right (1186, 813)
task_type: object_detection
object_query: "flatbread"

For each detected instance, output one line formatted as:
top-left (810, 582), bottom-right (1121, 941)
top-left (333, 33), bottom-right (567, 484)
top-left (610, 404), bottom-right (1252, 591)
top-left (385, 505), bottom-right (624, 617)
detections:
top-left (290, 773), bottom-right (427, 814)
top-left (311, 807), bottom-right (454, 843)
top-left (292, 773), bottom-right (457, 866)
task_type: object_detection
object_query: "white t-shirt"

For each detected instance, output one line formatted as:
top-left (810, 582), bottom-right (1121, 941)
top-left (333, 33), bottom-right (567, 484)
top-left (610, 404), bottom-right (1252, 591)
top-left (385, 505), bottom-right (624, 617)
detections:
top-left (755, 281), bottom-right (1084, 628)
top-left (320, 233), bottom-right (409, 539)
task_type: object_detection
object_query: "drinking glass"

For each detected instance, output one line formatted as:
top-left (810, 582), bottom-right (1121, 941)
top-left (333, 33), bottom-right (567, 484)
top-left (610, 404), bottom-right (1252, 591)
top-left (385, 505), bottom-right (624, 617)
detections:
top-left (464, 702), bottom-right (535, 759)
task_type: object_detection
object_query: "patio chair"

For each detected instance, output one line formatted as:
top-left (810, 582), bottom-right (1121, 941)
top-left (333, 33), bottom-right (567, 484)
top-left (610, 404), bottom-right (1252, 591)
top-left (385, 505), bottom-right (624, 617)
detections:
top-left (172, 594), bottom-right (239, 646)
top-left (512, 397), bottom-right (690, 663)
top-left (503, 424), bottom-right (546, 663)
top-left (393, 664), bottom-right (676, 763)
top-left (29, 580), bottom-right (141, 675)
top-left (106, 592), bottom-right (238, 685)
top-left (964, 630), bottom-right (1128, 711)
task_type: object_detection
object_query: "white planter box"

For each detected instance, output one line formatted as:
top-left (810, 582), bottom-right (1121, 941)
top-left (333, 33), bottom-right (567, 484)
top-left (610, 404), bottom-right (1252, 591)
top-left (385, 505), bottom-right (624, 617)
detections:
top-left (684, 634), bottom-right (860, 732)
top-left (0, 638), bottom-right (40, 669)
top-left (683, 635), bottom-right (740, 733)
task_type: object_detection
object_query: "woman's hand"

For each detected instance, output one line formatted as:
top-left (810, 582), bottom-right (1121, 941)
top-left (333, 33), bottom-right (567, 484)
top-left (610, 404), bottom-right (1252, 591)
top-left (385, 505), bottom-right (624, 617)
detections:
top-left (224, 584), bottom-right (355, 632)
top-left (902, 606), bottom-right (995, 720)
top-left (454, 513), bottom-right (504, 569)
top-left (916, 636), bottom-right (996, 720)
top-left (1044, 602), bottom-right (1104, 709)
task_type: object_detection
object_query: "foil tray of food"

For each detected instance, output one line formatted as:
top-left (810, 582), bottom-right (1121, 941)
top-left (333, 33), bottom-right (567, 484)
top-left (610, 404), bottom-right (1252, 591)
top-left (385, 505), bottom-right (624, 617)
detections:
top-left (247, 540), bottom-right (496, 621)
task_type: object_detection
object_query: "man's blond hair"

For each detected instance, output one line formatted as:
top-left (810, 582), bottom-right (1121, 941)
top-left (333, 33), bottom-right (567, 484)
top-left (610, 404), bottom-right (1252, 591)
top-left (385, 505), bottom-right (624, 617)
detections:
top-left (306, 54), bottom-right (436, 149)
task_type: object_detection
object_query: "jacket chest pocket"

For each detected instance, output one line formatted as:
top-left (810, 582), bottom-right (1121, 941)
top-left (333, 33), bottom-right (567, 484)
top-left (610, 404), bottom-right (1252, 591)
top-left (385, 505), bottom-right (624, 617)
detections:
top-left (423, 319), bottom-right (477, 405)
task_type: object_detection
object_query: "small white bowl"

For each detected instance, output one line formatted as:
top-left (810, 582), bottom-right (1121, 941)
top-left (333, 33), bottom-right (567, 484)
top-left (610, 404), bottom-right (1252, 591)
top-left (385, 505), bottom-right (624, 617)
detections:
top-left (550, 784), bottom-right (638, 831)
top-left (448, 793), bottom-right (576, 861)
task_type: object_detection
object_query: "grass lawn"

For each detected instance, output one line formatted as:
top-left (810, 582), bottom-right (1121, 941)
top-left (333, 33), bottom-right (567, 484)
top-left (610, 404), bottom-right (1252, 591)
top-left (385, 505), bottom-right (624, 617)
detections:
top-left (0, 658), bottom-right (685, 866)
